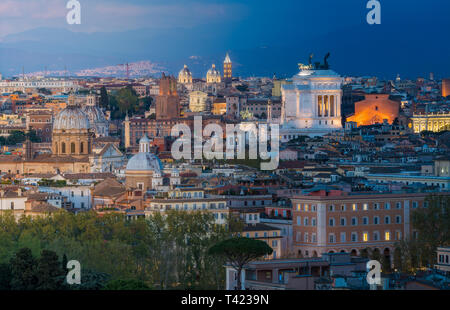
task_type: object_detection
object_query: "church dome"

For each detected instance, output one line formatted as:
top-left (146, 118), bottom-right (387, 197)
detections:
top-left (126, 134), bottom-right (163, 173)
top-left (178, 65), bottom-right (192, 84)
top-left (207, 64), bottom-right (221, 83)
top-left (207, 64), bottom-right (220, 76)
top-left (53, 105), bottom-right (90, 131)
top-left (126, 152), bottom-right (163, 173)
top-left (82, 105), bottom-right (107, 124)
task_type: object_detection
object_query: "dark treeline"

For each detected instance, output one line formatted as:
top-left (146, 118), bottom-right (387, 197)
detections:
top-left (0, 211), bottom-right (238, 290)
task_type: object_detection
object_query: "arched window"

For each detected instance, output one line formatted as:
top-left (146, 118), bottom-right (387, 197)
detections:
top-left (80, 142), bottom-right (84, 154)
top-left (71, 143), bottom-right (76, 154)
top-left (61, 142), bottom-right (66, 154)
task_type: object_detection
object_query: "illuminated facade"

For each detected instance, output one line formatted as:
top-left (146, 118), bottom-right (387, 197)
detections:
top-left (346, 94), bottom-right (399, 126)
top-left (292, 191), bottom-right (450, 258)
top-left (411, 112), bottom-right (450, 133)
top-left (52, 96), bottom-right (93, 158)
top-left (178, 65), bottom-right (193, 84)
top-left (280, 62), bottom-right (342, 140)
top-left (206, 64), bottom-right (221, 84)
top-left (223, 53), bottom-right (232, 83)
top-left (189, 91), bottom-right (208, 112)
top-left (443, 78), bottom-right (450, 98)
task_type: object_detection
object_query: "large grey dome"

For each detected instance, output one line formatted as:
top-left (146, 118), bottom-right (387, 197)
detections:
top-left (53, 105), bottom-right (90, 131)
top-left (126, 152), bottom-right (163, 173)
top-left (82, 105), bottom-right (107, 123)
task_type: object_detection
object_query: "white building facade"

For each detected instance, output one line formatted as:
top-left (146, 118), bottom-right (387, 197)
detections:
top-left (280, 66), bottom-right (343, 140)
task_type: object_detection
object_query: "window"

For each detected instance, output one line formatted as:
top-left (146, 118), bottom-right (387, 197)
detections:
top-left (329, 234), bottom-right (335, 243)
top-left (312, 234), bottom-right (317, 243)
top-left (396, 202), bottom-right (402, 209)
top-left (10, 202), bottom-right (14, 210)
top-left (71, 143), bottom-right (76, 154)
top-left (384, 216), bottom-right (391, 224)
top-left (396, 231), bottom-right (402, 240)
top-left (373, 231), bottom-right (379, 241)
top-left (363, 217), bottom-right (368, 225)
top-left (363, 233), bottom-right (368, 242)
top-left (304, 217), bottom-right (309, 226)
top-left (329, 218), bottom-right (335, 227)
top-left (363, 203), bottom-right (368, 211)
top-left (255, 233), bottom-right (259, 238)
top-left (341, 205), bottom-right (346, 211)
top-left (351, 217), bottom-right (357, 226)
top-left (312, 218), bottom-right (316, 226)
top-left (329, 205), bottom-right (334, 212)
top-left (81, 202), bottom-right (85, 209)
top-left (412, 201), bottom-right (418, 208)
top-left (352, 203), bottom-right (357, 211)
top-left (340, 217), bottom-right (346, 226)
top-left (340, 232), bottom-right (346, 243)
top-left (304, 233), bottom-right (309, 243)
top-left (384, 202), bottom-right (391, 210)
top-left (297, 216), bottom-right (301, 226)
top-left (304, 204), bottom-right (309, 212)
top-left (374, 216), bottom-right (379, 225)
top-left (396, 216), bottom-right (401, 224)
top-left (351, 232), bottom-right (357, 242)
top-left (297, 204), bottom-right (301, 211)
top-left (385, 231), bottom-right (391, 241)
top-left (272, 240), bottom-right (278, 247)
top-left (374, 203), bottom-right (380, 210)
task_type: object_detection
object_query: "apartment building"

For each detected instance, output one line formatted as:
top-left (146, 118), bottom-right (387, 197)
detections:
top-left (292, 190), bottom-right (450, 260)
top-left (144, 188), bottom-right (229, 224)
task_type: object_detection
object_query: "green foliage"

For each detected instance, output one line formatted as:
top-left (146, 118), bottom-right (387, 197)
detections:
top-left (37, 88), bottom-right (52, 95)
top-left (108, 86), bottom-right (152, 119)
top-left (0, 130), bottom-right (41, 146)
top-left (209, 237), bottom-right (273, 289)
top-left (10, 248), bottom-right (38, 290)
top-left (0, 210), bottom-right (233, 290)
top-left (99, 86), bottom-right (109, 109)
top-left (36, 250), bottom-right (65, 290)
top-left (393, 195), bottom-right (450, 273)
top-left (0, 263), bottom-right (12, 290)
top-left (37, 179), bottom-right (67, 187)
top-left (235, 84), bottom-right (249, 92)
top-left (104, 279), bottom-right (151, 290)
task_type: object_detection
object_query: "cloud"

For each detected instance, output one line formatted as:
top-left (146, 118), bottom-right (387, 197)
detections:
top-left (0, 0), bottom-right (245, 38)
top-left (0, 0), bottom-right (65, 19)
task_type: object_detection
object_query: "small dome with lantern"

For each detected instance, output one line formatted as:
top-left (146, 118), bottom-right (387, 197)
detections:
top-left (178, 64), bottom-right (193, 84)
top-left (206, 64), bottom-right (221, 83)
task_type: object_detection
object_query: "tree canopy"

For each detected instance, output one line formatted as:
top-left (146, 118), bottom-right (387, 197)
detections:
top-left (209, 237), bottom-right (273, 290)
top-left (0, 210), bottom-right (233, 290)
